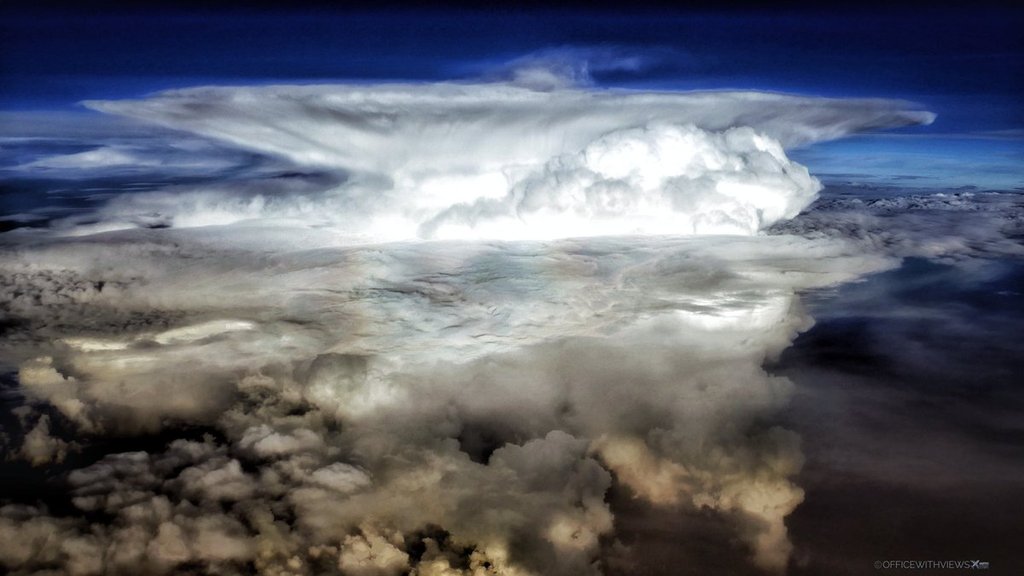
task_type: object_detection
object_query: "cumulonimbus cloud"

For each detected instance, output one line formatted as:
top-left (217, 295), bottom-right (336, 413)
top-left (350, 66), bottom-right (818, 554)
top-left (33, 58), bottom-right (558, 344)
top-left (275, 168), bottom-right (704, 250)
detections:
top-left (72, 83), bottom-right (933, 242)
top-left (0, 79), bottom-right (937, 575)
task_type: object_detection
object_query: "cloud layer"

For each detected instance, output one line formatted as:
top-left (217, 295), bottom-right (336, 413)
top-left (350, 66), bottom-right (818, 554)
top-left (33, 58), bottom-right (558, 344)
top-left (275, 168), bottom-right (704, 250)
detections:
top-left (1, 228), bottom-right (894, 575)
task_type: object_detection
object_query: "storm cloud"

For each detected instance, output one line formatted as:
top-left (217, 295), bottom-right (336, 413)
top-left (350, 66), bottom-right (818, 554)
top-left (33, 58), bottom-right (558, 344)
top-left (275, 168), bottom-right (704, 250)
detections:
top-left (0, 79), bottom-right (941, 575)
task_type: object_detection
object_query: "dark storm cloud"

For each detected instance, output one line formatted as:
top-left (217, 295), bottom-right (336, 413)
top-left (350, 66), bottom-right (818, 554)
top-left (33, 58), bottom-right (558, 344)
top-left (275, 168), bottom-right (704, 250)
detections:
top-left (0, 222), bottom-right (895, 574)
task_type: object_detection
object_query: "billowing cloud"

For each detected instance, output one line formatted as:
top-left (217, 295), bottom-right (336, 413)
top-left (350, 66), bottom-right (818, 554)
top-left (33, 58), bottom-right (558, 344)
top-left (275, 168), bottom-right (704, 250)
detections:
top-left (16, 413), bottom-right (72, 466)
top-left (0, 227), bottom-right (892, 574)
top-left (0, 78), bottom-right (948, 575)
top-left (65, 83), bottom-right (933, 242)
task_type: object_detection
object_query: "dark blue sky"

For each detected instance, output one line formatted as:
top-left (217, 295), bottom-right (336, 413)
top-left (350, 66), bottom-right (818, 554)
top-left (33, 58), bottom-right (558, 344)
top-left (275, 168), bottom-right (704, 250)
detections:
top-left (1, 7), bottom-right (1022, 187)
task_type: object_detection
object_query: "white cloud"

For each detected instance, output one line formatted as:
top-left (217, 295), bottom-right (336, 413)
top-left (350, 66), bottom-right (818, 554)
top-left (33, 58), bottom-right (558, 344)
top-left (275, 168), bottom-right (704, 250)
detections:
top-left (17, 142), bottom-right (248, 176)
top-left (71, 82), bottom-right (931, 241)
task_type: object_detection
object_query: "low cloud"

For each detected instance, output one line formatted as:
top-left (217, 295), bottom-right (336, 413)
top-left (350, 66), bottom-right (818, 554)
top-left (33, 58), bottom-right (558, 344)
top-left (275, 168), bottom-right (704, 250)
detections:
top-left (1, 228), bottom-right (891, 574)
